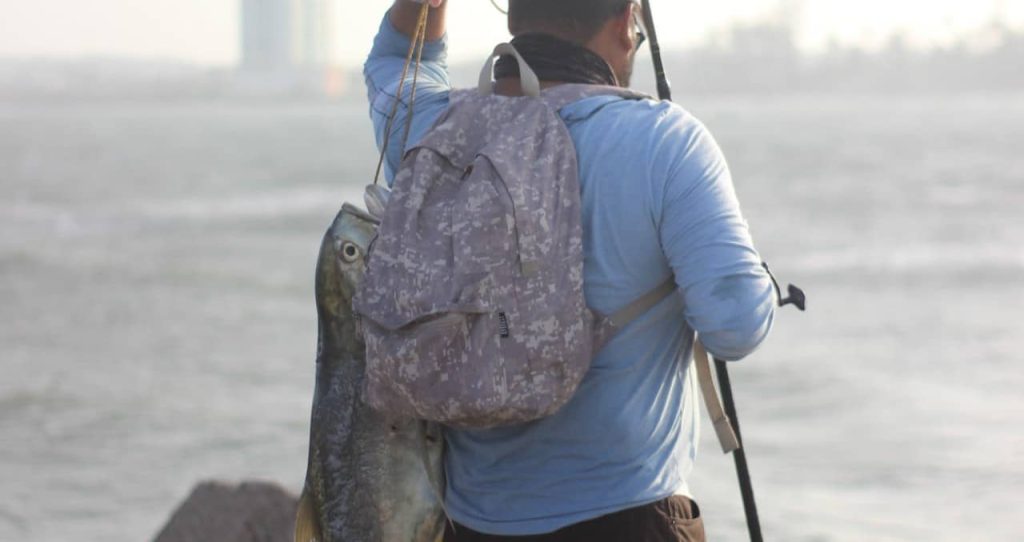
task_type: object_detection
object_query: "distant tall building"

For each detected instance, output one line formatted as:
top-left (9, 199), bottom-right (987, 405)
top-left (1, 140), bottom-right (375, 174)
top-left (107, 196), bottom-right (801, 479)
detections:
top-left (292, 0), bottom-right (334, 67)
top-left (241, 0), bottom-right (290, 70)
top-left (241, 0), bottom-right (335, 71)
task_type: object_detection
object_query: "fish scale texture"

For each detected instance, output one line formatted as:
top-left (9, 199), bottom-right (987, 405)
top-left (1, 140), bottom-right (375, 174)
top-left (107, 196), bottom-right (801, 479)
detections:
top-left (354, 84), bottom-right (643, 429)
top-left (298, 207), bottom-right (444, 542)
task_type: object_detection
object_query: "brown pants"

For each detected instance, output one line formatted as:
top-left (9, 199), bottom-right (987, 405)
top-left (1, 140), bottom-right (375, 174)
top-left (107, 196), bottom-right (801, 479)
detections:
top-left (443, 496), bottom-right (705, 542)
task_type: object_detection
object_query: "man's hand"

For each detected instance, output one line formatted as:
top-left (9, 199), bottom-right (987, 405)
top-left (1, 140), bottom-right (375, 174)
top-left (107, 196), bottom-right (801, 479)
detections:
top-left (391, 0), bottom-right (447, 40)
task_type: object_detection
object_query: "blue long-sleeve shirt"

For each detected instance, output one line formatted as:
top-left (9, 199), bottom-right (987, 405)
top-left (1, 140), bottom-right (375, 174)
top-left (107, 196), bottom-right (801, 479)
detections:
top-left (364, 15), bottom-right (775, 536)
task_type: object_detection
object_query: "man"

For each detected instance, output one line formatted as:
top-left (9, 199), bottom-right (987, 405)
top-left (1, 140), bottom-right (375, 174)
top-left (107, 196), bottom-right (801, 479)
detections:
top-left (364, 1), bottom-right (776, 540)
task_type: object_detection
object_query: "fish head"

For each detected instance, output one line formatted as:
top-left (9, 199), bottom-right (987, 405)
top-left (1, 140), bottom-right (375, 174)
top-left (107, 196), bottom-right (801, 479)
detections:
top-left (316, 203), bottom-right (379, 324)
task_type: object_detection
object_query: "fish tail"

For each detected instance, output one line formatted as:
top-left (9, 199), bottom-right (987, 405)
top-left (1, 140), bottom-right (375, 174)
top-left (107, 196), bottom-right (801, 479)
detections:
top-left (419, 420), bottom-right (453, 531)
top-left (294, 490), bottom-right (322, 542)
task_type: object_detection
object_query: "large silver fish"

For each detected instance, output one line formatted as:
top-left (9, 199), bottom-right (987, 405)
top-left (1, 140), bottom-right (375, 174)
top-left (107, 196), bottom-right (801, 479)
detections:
top-left (295, 203), bottom-right (445, 542)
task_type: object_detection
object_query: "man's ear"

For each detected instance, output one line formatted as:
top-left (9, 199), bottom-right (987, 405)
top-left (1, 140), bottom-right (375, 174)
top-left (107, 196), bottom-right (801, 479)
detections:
top-left (613, 5), bottom-right (635, 52)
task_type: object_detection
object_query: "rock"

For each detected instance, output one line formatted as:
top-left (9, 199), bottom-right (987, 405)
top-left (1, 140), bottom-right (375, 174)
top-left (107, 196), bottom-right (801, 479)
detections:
top-left (153, 480), bottom-right (298, 542)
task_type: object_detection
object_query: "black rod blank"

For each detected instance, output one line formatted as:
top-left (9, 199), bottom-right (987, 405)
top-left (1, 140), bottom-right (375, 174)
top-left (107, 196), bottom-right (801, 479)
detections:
top-left (714, 358), bottom-right (764, 542)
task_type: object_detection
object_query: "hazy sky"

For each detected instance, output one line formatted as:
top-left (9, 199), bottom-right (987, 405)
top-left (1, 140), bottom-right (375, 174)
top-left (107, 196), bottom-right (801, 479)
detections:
top-left (1, 0), bottom-right (1021, 67)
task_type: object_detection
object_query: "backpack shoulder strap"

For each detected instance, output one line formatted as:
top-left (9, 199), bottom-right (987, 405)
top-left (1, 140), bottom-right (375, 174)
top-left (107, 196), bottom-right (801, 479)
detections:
top-left (605, 278), bottom-right (742, 455)
top-left (541, 83), bottom-right (650, 112)
top-left (693, 340), bottom-right (742, 454)
top-left (607, 277), bottom-right (676, 328)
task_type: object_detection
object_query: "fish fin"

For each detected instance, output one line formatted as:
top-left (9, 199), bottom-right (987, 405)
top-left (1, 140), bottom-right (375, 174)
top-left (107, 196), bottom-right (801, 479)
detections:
top-left (294, 491), bottom-right (322, 542)
top-left (419, 420), bottom-right (453, 530)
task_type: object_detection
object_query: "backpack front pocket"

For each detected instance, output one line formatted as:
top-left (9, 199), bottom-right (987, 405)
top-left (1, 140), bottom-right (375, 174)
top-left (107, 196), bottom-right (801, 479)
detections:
top-left (362, 310), bottom-right (512, 424)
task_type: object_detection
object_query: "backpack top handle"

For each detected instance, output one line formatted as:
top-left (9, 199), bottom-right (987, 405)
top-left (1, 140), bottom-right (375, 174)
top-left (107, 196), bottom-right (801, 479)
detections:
top-left (478, 43), bottom-right (542, 97)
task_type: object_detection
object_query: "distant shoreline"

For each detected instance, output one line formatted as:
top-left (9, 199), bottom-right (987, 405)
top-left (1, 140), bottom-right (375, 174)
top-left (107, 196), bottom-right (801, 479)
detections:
top-left (3, 26), bottom-right (1023, 102)
top-left (3, 89), bottom-right (1024, 108)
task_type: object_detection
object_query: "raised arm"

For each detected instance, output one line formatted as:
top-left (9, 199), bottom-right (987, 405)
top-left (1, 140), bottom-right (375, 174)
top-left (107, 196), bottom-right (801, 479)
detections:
top-left (390, 0), bottom-right (447, 40)
top-left (364, 0), bottom-right (452, 185)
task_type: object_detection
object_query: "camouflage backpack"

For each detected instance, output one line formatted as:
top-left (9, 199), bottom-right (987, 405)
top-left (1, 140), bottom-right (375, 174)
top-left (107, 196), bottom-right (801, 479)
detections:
top-left (353, 44), bottom-right (674, 429)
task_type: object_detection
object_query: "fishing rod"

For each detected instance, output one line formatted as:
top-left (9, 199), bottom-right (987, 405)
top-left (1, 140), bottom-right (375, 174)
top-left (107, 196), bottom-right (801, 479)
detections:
top-left (639, 2), bottom-right (807, 541)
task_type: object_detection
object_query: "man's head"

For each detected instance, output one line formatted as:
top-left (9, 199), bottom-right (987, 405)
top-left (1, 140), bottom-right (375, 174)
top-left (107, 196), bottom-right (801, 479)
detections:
top-left (508, 0), bottom-right (644, 86)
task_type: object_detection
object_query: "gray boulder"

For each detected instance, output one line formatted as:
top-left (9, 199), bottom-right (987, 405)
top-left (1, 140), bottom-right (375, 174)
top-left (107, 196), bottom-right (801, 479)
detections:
top-left (153, 480), bottom-right (298, 542)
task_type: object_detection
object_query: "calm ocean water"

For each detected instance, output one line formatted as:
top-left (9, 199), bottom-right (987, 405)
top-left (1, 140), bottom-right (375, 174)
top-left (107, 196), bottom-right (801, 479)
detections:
top-left (1, 94), bottom-right (1022, 541)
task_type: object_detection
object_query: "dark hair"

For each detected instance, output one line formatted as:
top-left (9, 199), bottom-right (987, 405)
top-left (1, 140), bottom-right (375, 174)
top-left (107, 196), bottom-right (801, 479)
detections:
top-left (508, 0), bottom-right (633, 43)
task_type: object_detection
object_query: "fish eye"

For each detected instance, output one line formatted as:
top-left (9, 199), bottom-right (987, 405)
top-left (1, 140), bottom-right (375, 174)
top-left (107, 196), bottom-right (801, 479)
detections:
top-left (341, 242), bottom-right (360, 263)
